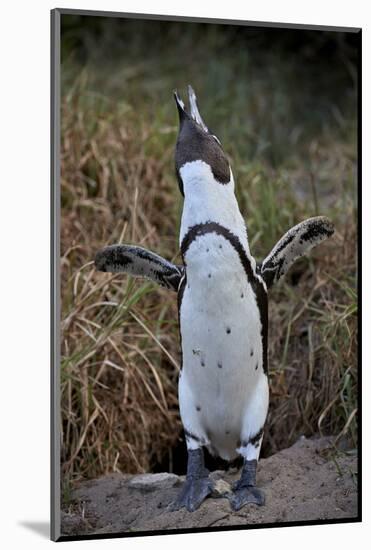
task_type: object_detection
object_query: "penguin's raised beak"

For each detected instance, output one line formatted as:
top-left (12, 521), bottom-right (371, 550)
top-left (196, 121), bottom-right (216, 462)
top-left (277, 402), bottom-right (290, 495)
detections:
top-left (187, 85), bottom-right (209, 133)
top-left (174, 86), bottom-right (210, 134)
top-left (174, 90), bottom-right (189, 122)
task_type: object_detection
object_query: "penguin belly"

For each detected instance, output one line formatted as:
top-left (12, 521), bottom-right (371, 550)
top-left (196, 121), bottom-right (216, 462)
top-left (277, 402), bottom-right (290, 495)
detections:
top-left (179, 231), bottom-right (267, 461)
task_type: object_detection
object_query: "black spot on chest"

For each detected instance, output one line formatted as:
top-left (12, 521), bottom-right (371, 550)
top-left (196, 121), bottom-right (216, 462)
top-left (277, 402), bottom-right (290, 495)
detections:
top-left (181, 222), bottom-right (269, 374)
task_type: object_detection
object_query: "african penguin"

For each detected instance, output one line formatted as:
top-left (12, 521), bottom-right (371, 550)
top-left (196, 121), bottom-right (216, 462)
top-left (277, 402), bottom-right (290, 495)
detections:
top-left (95, 85), bottom-right (335, 513)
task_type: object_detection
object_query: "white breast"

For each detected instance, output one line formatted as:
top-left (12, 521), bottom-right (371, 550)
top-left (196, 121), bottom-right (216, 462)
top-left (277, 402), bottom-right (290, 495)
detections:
top-left (179, 232), bottom-right (264, 459)
top-left (179, 161), bottom-right (254, 258)
top-left (177, 159), bottom-right (268, 459)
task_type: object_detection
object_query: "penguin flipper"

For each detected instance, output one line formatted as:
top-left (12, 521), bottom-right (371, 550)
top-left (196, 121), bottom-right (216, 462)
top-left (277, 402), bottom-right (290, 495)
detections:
top-left (95, 244), bottom-right (185, 291)
top-left (259, 216), bottom-right (335, 288)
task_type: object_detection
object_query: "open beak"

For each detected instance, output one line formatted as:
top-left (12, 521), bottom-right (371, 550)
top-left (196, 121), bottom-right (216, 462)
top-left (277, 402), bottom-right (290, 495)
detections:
top-left (173, 85), bottom-right (209, 133)
top-left (173, 90), bottom-right (189, 123)
top-left (187, 85), bottom-right (209, 133)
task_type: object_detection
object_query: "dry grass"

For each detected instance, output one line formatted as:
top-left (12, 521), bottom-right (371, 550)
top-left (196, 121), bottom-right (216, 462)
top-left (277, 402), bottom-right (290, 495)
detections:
top-left (60, 21), bottom-right (358, 496)
top-left (61, 83), bottom-right (183, 485)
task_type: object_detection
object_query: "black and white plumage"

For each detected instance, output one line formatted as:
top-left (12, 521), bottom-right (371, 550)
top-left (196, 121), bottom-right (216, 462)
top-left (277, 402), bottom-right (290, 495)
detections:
top-left (95, 244), bottom-right (184, 291)
top-left (95, 85), bottom-right (334, 512)
top-left (259, 216), bottom-right (335, 288)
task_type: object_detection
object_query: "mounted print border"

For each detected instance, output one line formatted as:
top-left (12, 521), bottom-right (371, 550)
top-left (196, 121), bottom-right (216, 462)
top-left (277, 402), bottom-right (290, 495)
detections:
top-left (51, 8), bottom-right (362, 542)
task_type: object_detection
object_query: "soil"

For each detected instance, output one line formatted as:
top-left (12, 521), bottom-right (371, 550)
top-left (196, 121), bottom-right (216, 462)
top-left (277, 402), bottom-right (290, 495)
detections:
top-left (61, 436), bottom-right (358, 537)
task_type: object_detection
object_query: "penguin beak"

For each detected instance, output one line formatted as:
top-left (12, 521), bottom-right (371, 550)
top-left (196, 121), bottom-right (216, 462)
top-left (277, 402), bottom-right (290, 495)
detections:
top-left (174, 86), bottom-right (210, 134)
top-left (174, 90), bottom-right (188, 122)
top-left (187, 85), bottom-right (209, 133)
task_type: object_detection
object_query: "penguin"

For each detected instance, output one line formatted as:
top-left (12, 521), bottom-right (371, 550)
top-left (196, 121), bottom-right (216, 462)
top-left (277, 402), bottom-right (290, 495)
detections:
top-left (95, 85), bottom-right (334, 512)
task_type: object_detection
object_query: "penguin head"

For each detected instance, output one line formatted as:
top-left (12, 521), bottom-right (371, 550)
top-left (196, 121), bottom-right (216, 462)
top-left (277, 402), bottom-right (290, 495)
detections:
top-left (174, 86), bottom-right (231, 197)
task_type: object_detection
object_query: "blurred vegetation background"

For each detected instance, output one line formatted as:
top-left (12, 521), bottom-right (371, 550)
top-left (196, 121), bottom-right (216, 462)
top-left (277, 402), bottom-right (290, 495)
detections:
top-left (60, 14), bottom-right (358, 497)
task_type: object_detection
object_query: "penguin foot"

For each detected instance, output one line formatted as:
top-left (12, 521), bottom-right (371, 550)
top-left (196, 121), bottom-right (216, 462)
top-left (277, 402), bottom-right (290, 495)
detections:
top-left (229, 486), bottom-right (265, 511)
top-left (169, 476), bottom-right (214, 512)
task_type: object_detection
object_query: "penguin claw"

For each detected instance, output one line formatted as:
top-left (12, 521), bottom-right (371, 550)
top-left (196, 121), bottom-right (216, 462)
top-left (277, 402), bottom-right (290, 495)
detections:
top-left (169, 477), bottom-right (214, 512)
top-left (229, 486), bottom-right (265, 511)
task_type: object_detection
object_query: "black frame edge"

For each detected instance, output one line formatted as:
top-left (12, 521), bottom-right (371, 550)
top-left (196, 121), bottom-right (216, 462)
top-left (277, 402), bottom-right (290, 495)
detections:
top-left (51, 7), bottom-right (61, 543)
top-left (55, 7), bottom-right (361, 33)
top-left (356, 27), bottom-right (362, 524)
top-left (56, 517), bottom-right (361, 543)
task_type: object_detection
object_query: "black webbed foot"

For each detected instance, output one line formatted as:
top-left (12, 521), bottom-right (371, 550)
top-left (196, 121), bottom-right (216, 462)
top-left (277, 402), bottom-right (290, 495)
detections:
top-left (170, 475), bottom-right (214, 512)
top-left (229, 458), bottom-right (265, 511)
top-left (169, 448), bottom-right (214, 512)
top-left (229, 486), bottom-right (265, 510)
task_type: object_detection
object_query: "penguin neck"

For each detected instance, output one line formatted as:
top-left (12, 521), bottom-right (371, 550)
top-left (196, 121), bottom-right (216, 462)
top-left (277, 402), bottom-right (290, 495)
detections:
top-left (179, 160), bottom-right (251, 257)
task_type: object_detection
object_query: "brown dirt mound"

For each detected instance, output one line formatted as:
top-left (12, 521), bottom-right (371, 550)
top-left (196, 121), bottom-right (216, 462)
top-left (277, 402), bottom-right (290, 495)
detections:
top-left (61, 436), bottom-right (358, 537)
